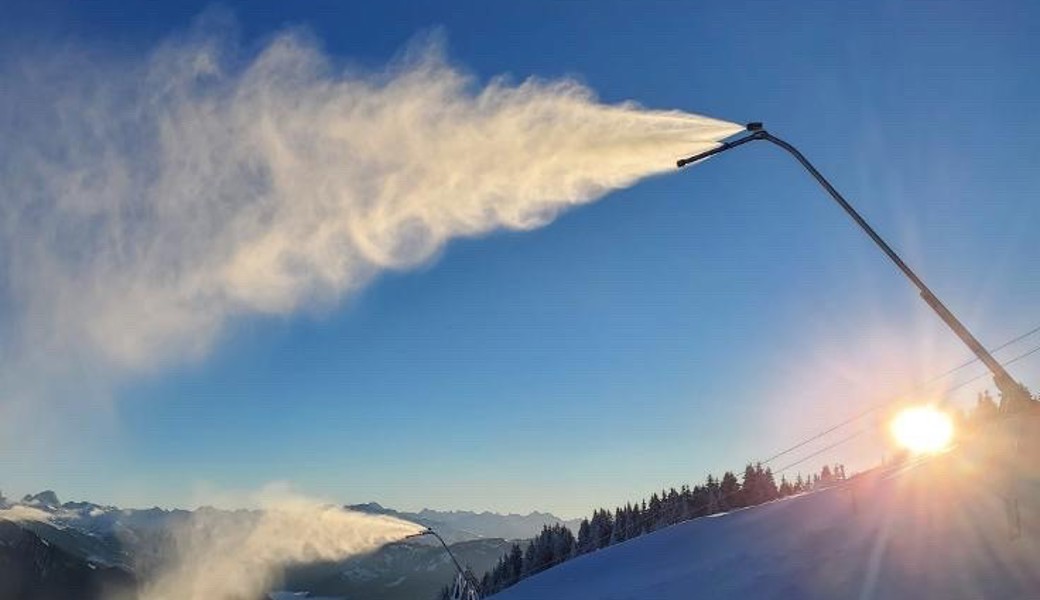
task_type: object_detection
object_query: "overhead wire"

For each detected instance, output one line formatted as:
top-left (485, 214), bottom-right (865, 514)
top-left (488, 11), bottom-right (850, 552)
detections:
top-left (760, 323), bottom-right (1040, 467)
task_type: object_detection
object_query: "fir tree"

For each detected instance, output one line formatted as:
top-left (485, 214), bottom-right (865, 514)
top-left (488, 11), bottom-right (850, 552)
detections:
top-left (575, 518), bottom-right (593, 555)
top-left (506, 543), bottom-right (523, 584)
top-left (720, 471), bottom-right (740, 509)
top-left (705, 475), bottom-right (721, 514)
top-left (611, 507), bottom-right (626, 544)
top-left (761, 466), bottom-right (779, 501)
top-left (740, 464), bottom-right (758, 507)
top-left (648, 492), bottom-right (662, 531)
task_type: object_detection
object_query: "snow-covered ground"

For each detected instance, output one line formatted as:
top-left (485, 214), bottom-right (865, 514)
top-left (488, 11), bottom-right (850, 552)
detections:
top-left (492, 431), bottom-right (1040, 599)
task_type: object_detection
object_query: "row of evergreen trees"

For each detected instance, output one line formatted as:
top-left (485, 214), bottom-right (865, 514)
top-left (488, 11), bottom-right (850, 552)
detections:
top-left (472, 462), bottom-right (845, 597)
top-left (971, 388), bottom-right (1040, 422)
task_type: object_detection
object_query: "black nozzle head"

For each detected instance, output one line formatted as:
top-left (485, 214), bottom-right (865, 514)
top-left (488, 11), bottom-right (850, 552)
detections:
top-left (746, 122), bottom-right (764, 132)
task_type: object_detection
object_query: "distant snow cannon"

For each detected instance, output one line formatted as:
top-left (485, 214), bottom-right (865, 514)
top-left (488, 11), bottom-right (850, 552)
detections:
top-left (677, 122), bottom-right (1031, 413)
top-left (407, 528), bottom-right (482, 599)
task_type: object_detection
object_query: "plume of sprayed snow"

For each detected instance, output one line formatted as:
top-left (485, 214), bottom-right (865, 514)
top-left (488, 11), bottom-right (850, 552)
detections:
top-left (136, 487), bottom-right (423, 600)
top-left (0, 16), bottom-right (740, 440)
top-left (0, 505), bottom-right (53, 523)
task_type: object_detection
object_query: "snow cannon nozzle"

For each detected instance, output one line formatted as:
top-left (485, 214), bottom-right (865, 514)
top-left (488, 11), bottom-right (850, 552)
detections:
top-left (405, 528), bottom-right (434, 539)
top-left (676, 121), bottom-right (767, 168)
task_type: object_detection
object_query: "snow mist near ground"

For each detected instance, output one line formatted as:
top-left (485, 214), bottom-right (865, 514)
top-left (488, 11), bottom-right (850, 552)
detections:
top-left (0, 13), bottom-right (740, 447)
top-left (135, 491), bottom-right (422, 600)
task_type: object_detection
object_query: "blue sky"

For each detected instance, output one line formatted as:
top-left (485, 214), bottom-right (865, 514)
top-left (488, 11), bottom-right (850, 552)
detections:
top-left (3, 0), bottom-right (1038, 517)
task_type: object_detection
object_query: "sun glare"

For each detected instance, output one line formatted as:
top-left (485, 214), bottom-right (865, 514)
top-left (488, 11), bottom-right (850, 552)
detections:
top-left (890, 406), bottom-right (954, 454)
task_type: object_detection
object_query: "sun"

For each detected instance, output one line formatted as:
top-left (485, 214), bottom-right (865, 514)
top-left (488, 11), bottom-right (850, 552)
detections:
top-left (890, 406), bottom-right (954, 454)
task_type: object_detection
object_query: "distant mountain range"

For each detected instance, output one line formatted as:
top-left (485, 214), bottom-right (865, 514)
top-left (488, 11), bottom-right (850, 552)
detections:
top-left (347, 502), bottom-right (581, 544)
top-left (0, 491), bottom-right (575, 600)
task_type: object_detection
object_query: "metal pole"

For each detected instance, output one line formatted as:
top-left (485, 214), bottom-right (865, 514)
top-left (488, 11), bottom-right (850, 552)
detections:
top-left (407, 528), bottom-right (483, 597)
top-left (677, 123), bottom-right (1027, 408)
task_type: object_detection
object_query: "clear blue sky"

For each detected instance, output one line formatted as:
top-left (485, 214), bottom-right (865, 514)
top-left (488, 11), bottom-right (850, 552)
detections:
top-left (3, 0), bottom-right (1038, 517)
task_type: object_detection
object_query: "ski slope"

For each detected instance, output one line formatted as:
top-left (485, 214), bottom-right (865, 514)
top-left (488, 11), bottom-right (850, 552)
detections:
top-left (491, 434), bottom-right (1040, 599)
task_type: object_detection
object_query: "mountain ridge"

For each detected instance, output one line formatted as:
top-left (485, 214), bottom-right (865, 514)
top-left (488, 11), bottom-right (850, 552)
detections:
top-left (346, 502), bottom-right (581, 544)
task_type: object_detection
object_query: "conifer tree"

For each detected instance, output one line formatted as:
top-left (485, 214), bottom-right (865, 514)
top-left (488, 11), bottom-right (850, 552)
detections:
top-left (761, 466), bottom-right (779, 501)
top-left (575, 518), bottom-right (592, 555)
top-left (720, 471), bottom-right (740, 509)
top-left (648, 492), bottom-right (662, 531)
top-left (507, 543), bottom-right (523, 583)
top-left (705, 475), bottom-right (721, 514)
top-left (611, 507), bottom-right (626, 544)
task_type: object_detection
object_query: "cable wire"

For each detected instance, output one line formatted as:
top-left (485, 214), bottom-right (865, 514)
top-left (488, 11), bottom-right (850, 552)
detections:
top-left (760, 324), bottom-right (1040, 467)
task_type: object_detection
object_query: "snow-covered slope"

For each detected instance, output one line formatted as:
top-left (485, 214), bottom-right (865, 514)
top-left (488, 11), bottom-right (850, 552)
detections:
top-left (491, 440), bottom-right (1040, 599)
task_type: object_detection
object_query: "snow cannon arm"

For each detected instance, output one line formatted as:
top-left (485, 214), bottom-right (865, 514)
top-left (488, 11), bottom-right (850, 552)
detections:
top-left (675, 120), bottom-right (1025, 404)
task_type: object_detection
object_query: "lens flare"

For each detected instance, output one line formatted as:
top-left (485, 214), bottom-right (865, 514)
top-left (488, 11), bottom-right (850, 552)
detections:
top-left (890, 406), bottom-right (954, 454)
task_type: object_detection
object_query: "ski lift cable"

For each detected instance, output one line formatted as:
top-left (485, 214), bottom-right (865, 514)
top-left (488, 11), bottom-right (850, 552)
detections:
top-left (944, 341), bottom-right (1040, 395)
top-left (773, 428), bottom-right (868, 475)
top-left (942, 323), bottom-right (1040, 377)
top-left (759, 323), bottom-right (1040, 467)
top-left (767, 340), bottom-right (1040, 477)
